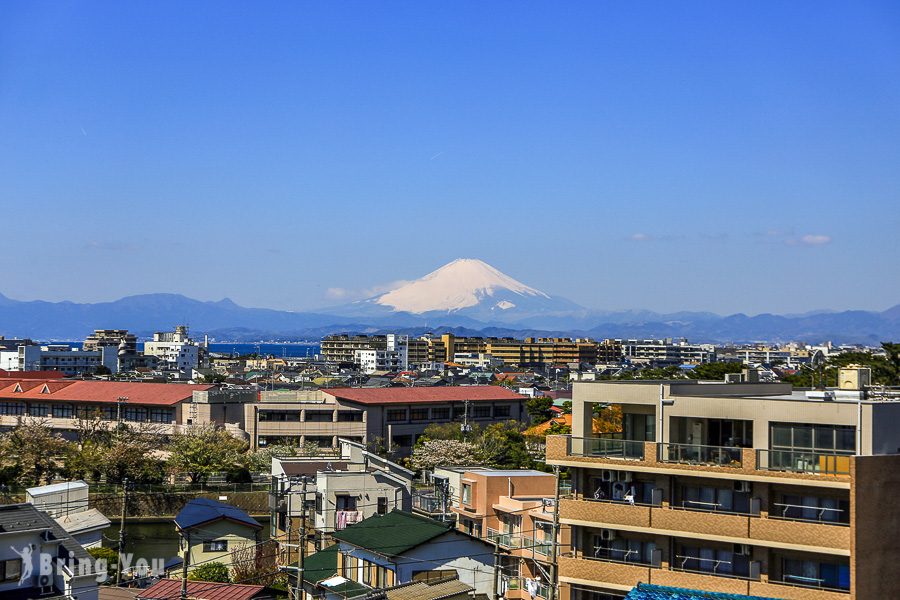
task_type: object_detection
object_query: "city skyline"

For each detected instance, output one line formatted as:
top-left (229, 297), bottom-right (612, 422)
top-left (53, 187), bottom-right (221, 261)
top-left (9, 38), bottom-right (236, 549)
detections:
top-left (2, 2), bottom-right (899, 314)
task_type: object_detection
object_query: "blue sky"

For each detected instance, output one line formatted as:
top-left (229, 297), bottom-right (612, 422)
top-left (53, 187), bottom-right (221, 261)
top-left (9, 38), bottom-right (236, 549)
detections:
top-left (2, 2), bottom-right (899, 315)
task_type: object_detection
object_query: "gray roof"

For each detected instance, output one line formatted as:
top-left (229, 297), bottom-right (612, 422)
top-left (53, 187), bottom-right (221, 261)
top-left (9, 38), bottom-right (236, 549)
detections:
top-left (55, 507), bottom-right (112, 535)
top-left (26, 480), bottom-right (89, 496)
top-left (0, 504), bottom-right (96, 574)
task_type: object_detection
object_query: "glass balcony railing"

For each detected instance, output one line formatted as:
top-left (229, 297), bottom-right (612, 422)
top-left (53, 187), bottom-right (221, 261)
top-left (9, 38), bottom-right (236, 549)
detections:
top-left (756, 448), bottom-right (852, 475)
top-left (568, 436), bottom-right (645, 460)
top-left (487, 528), bottom-right (523, 549)
top-left (659, 443), bottom-right (743, 467)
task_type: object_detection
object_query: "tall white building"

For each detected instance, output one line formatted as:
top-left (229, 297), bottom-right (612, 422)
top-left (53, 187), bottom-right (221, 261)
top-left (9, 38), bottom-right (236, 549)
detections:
top-left (353, 334), bottom-right (409, 374)
top-left (143, 325), bottom-right (201, 378)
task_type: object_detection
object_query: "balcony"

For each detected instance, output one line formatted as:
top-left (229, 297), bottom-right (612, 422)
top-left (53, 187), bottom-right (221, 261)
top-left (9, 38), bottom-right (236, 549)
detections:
top-left (659, 443), bottom-right (743, 468)
top-left (487, 528), bottom-right (525, 549)
top-left (560, 498), bottom-right (651, 528)
top-left (748, 579), bottom-right (849, 599)
top-left (411, 493), bottom-right (445, 515)
top-left (558, 555), bottom-right (650, 589)
top-left (756, 449), bottom-right (852, 476)
top-left (568, 435), bottom-right (645, 460)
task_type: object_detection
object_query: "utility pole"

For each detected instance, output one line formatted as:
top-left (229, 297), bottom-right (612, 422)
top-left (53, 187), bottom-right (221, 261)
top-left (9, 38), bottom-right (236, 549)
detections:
top-left (180, 531), bottom-right (190, 600)
top-left (547, 466), bottom-right (561, 600)
top-left (296, 477), bottom-right (308, 600)
top-left (492, 534), bottom-right (501, 600)
top-left (115, 478), bottom-right (129, 585)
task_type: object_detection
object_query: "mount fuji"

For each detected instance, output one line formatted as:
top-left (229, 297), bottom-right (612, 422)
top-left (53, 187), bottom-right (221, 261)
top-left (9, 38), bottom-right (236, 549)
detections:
top-left (324, 259), bottom-right (587, 326)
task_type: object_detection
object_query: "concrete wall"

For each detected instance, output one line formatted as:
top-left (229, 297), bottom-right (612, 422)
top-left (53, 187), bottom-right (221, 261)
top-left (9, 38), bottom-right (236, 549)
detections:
top-left (851, 453), bottom-right (900, 599)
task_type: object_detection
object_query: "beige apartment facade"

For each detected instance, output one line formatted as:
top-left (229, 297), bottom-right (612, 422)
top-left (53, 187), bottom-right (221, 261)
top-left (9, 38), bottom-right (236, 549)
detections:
top-left (547, 371), bottom-right (900, 600)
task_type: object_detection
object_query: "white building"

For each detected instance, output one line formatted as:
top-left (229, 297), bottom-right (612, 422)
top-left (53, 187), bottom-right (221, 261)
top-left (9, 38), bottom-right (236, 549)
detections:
top-left (1, 344), bottom-right (119, 375)
top-left (143, 325), bottom-right (202, 379)
top-left (452, 352), bottom-right (503, 368)
top-left (353, 334), bottom-right (409, 374)
top-left (26, 481), bottom-right (111, 549)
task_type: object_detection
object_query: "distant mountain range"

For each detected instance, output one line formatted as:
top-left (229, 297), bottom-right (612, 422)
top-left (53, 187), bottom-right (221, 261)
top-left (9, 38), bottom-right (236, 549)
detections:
top-left (1, 259), bottom-right (899, 344)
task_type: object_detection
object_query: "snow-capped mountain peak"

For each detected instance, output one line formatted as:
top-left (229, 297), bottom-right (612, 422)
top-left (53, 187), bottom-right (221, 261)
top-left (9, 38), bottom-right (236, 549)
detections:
top-left (374, 258), bottom-right (550, 314)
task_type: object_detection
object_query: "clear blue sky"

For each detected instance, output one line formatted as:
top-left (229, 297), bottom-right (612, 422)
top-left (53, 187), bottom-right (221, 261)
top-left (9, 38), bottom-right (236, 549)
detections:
top-left (2, 2), bottom-right (899, 315)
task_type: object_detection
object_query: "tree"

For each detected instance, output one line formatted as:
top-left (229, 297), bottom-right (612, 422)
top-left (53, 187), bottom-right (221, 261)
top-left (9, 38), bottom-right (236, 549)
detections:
top-left (189, 562), bottom-right (230, 583)
top-left (410, 439), bottom-right (478, 471)
top-left (66, 417), bottom-right (165, 484)
top-left (686, 362), bottom-right (745, 380)
top-left (231, 540), bottom-right (279, 586)
top-left (168, 425), bottom-right (248, 483)
top-left (0, 418), bottom-right (69, 486)
top-left (525, 397), bottom-right (554, 423)
top-left (475, 421), bottom-right (534, 469)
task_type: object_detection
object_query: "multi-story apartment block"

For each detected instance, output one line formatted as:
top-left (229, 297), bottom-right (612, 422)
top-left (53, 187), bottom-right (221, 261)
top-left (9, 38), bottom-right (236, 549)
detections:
top-left (451, 469), bottom-right (564, 600)
top-left (354, 334), bottom-right (409, 373)
top-left (9, 343), bottom-right (120, 376)
top-left (546, 367), bottom-right (900, 600)
top-left (82, 329), bottom-right (137, 353)
top-left (143, 325), bottom-right (203, 378)
top-left (620, 338), bottom-right (714, 366)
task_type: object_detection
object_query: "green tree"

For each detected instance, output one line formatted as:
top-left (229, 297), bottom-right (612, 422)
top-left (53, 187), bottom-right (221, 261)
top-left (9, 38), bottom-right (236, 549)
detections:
top-left (525, 397), bottom-right (554, 423)
top-left (189, 562), bottom-right (230, 583)
top-left (474, 421), bottom-right (534, 469)
top-left (686, 362), bottom-right (745, 380)
top-left (0, 418), bottom-right (69, 486)
top-left (168, 425), bottom-right (248, 483)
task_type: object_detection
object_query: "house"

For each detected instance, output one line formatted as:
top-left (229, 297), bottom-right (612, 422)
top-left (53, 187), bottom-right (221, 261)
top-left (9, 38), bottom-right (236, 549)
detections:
top-left (174, 498), bottom-right (262, 572)
top-left (0, 503), bottom-right (103, 600)
top-left (136, 578), bottom-right (273, 600)
top-left (270, 439), bottom-right (414, 552)
top-left (26, 480), bottom-right (111, 549)
top-left (304, 510), bottom-right (494, 598)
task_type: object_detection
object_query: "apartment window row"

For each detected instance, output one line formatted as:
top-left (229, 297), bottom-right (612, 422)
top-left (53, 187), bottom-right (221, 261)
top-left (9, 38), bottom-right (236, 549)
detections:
top-left (592, 534), bottom-right (657, 566)
top-left (770, 423), bottom-right (855, 453)
top-left (4, 402), bottom-right (173, 423)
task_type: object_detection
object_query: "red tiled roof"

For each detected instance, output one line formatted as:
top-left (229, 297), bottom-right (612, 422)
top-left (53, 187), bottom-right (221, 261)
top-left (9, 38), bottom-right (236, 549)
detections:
top-left (0, 380), bottom-right (212, 406)
top-left (138, 579), bottom-right (265, 600)
top-left (324, 385), bottom-right (523, 405)
top-left (0, 369), bottom-right (67, 379)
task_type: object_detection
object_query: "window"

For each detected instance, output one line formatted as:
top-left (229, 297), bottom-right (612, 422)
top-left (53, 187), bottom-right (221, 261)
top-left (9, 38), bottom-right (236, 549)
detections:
top-left (473, 405), bottom-right (492, 419)
top-left (377, 497), bottom-right (388, 515)
top-left (337, 411), bottom-right (363, 422)
top-left (391, 435), bottom-right (412, 448)
top-left (124, 407), bottom-right (147, 422)
top-left (1, 558), bottom-right (22, 582)
top-left (305, 410), bottom-right (333, 422)
top-left (462, 483), bottom-right (472, 506)
top-left (386, 409), bottom-right (406, 423)
top-left (260, 411), bottom-right (300, 422)
top-left (28, 403), bottom-right (49, 417)
top-left (362, 560), bottom-right (372, 585)
top-left (203, 540), bottom-right (228, 552)
top-left (777, 493), bottom-right (850, 524)
top-left (770, 423), bottom-right (856, 453)
top-left (592, 534), bottom-right (656, 565)
top-left (150, 408), bottom-right (174, 423)
top-left (783, 558), bottom-right (850, 590)
top-left (409, 408), bottom-right (429, 421)
top-left (679, 484), bottom-right (750, 514)
top-left (52, 403), bottom-right (73, 418)
top-left (431, 407), bottom-right (450, 420)
top-left (0, 402), bottom-right (24, 416)
top-left (494, 405), bottom-right (511, 418)
top-left (316, 493), bottom-right (323, 515)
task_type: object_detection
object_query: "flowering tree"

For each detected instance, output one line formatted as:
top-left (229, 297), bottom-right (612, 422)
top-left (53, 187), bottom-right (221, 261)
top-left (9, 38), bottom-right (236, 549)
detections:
top-left (410, 439), bottom-right (477, 471)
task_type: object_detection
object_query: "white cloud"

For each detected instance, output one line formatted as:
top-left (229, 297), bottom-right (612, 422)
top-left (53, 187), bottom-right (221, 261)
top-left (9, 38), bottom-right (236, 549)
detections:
top-left (800, 234), bottom-right (832, 246)
top-left (629, 233), bottom-right (652, 242)
top-left (325, 280), bottom-right (410, 302)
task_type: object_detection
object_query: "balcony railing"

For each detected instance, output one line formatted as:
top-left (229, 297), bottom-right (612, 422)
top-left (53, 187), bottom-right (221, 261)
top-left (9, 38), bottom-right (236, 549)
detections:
top-left (487, 528), bottom-right (523, 549)
top-left (568, 436), bottom-right (645, 460)
top-left (659, 443), bottom-right (743, 468)
top-left (412, 493), bottom-right (444, 514)
top-left (756, 449), bottom-right (852, 476)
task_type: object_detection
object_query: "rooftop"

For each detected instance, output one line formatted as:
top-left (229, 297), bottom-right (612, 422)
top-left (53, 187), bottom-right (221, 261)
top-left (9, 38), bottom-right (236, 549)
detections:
top-left (137, 579), bottom-right (266, 600)
top-left (0, 379), bottom-right (212, 406)
top-left (174, 498), bottom-right (262, 531)
top-left (332, 510), bottom-right (452, 557)
top-left (624, 583), bottom-right (776, 600)
top-left (324, 385), bottom-right (523, 405)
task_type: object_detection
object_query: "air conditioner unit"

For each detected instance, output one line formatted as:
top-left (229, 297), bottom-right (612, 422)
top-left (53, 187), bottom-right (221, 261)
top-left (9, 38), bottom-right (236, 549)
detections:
top-left (734, 481), bottom-right (751, 493)
top-left (618, 472), bottom-right (633, 483)
top-left (599, 529), bottom-right (616, 541)
top-left (733, 543), bottom-right (751, 556)
top-left (601, 470), bottom-right (616, 482)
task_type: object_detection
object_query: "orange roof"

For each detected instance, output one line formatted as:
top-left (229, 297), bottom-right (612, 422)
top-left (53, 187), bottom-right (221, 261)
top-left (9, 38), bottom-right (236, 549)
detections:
top-left (0, 369), bottom-right (67, 379)
top-left (525, 414), bottom-right (607, 436)
top-left (0, 380), bottom-right (212, 406)
top-left (324, 385), bottom-right (523, 405)
top-left (138, 579), bottom-right (264, 600)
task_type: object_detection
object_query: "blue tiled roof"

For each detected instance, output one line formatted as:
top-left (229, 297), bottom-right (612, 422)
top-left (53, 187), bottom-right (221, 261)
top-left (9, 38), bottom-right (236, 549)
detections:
top-left (625, 584), bottom-right (777, 600)
top-left (174, 498), bottom-right (262, 531)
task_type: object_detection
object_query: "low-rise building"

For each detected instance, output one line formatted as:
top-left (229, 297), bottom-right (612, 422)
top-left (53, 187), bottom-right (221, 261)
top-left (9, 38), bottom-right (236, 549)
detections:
top-left (26, 480), bottom-right (111, 549)
top-left (175, 498), bottom-right (263, 573)
top-left (0, 503), bottom-right (102, 600)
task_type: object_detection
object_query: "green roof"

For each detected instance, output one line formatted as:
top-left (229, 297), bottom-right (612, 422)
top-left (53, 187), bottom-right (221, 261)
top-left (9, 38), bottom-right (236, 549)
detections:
top-left (300, 545), bottom-right (370, 597)
top-left (332, 510), bottom-right (452, 557)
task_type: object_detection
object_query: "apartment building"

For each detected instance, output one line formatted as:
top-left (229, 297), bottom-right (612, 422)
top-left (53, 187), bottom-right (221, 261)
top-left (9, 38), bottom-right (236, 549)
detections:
top-left (546, 367), bottom-right (900, 600)
top-left (620, 339), bottom-right (714, 366)
top-left (82, 329), bottom-right (137, 353)
top-left (322, 386), bottom-right (527, 454)
top-left (143, 325), bottom-right (203, 378)
top-left (451, 469), bottom-right (564, 600)
top-left (0, 378), bottom-right (254, 437)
